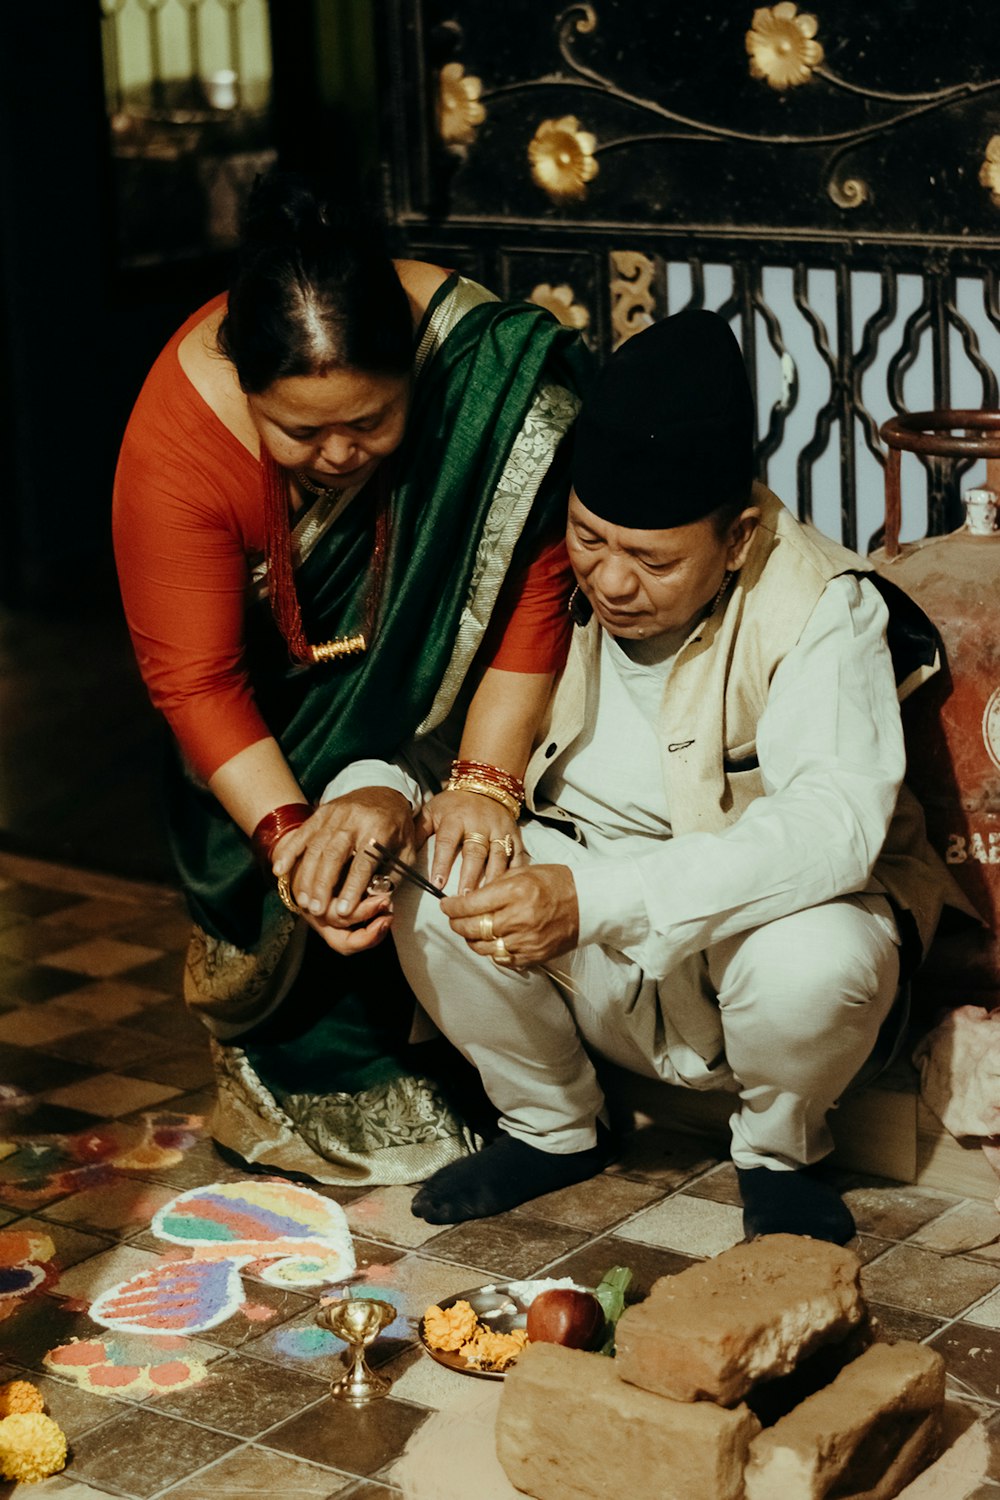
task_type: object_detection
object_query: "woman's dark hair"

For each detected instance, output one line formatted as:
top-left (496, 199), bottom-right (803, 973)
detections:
top-left (217, 172), bottom-right (413, 394)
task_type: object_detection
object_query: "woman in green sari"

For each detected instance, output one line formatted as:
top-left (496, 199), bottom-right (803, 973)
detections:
top-left (114, 174), bottom-right (591, 1185)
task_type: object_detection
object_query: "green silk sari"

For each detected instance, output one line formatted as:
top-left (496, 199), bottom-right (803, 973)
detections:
top-left (173, 275), bottom-right (592, 1185)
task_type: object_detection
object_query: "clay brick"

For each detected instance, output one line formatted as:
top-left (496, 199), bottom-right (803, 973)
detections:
top-left (615, 1233), bottom-right (866, 1405)
top-left (495, 1341), bottom-right (760, 1500)
top-left (746, 1317), bottom-right (874, 1428)
top-left (744, 1341), bottom-right (945, 1500)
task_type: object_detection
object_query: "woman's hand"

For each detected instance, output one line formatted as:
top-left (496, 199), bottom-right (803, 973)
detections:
top-left (271, 786), bottom-right (415, 931)
top-left (301, 904), bottom-right (394, 955)
top-left (418, 788), bottom-right (524, 894)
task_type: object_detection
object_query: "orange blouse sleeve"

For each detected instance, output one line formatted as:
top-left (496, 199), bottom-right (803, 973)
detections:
top-left (112, 300), bottom-right (273, 783)
top-left (483, 532), bottom-right (575, 674)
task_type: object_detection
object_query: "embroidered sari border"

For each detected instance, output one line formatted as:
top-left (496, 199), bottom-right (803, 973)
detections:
top-left (416, 377), bottom-right (582, 737)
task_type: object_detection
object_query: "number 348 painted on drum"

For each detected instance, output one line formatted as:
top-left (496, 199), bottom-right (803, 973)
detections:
top-left (947, 831), bottom-right (1000, 865)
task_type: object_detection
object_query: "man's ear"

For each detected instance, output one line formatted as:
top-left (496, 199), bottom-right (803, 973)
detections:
top-left (726, 507), bottom-right (761, 570)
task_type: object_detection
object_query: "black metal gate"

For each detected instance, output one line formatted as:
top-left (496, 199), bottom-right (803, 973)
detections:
top-left (376, 1), bottom-right (1000, 549)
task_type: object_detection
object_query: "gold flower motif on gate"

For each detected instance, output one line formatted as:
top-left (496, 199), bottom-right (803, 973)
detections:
top-left (746, 3), bottom-right (824, 91)
top-left (979, 136), bottom-right (1000, 208)
top-left (529, 283), bottom-right (590, 330)
top-left (437, 62), bottom-right (486, 147)
top-left (528, 116), bottom-right (598, 201)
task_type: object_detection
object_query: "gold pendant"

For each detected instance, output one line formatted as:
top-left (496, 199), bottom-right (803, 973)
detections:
top-left (308, 632), bottom-right (366, 664)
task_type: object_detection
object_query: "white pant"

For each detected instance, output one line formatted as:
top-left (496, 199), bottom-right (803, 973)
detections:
top-left (391, 821), bottom-right (901, 1171)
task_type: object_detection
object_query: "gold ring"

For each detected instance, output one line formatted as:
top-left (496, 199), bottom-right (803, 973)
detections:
top-left (492, 937), bottom-right (514, 969)
top-left (366, 875), bottom-right (394, 897)
top-left (276, 873), bottom-right (303, 915)
top-left (478, 913), bottom-right (494, 942)
top-left (490, 835), bottom-right (515, 858)
top-left (463, 832), bottom-right (490, 850)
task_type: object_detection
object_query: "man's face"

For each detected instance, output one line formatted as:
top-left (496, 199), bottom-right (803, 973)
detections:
top-left (566, 491), bottom-right (758, 638)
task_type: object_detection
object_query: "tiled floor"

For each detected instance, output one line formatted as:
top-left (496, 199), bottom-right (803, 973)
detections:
top-left (1, 849), bottom-right (999, 1498)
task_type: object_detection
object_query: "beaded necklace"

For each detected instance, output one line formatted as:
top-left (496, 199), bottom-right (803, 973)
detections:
top-left (261, 454), bottom-right (389, 665)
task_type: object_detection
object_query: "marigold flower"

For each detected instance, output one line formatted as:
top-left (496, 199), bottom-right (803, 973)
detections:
top-left (0, 1411), bottom-right (68, 1483)
top-left (464, 1326), bottom-right (528, 1371)
top-left (746, 3), bottom-right (824, 90)
top-left (423, 1299), bottom-right (480, 1351)
top-left (528, 117), bottom-right (598, 201)
top-left (0, 1380), bottom-right (44, 1417)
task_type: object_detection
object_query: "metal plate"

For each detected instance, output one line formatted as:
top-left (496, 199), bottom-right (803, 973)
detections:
top-left (419, 1279), bottom-right (589, 1380)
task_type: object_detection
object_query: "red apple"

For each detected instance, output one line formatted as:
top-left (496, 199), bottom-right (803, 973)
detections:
top-left (525, 1288), bottom-right (604, 1350)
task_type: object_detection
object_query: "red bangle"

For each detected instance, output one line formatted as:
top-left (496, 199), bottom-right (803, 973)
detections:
top-left (251, 802), bottom-right (313, 865)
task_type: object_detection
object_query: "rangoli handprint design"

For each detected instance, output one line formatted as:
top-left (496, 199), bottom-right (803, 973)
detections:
top-left (85, 1180), bottom-right (356, 1337)
top-left (43, 1179), bottom-right (357, 1394)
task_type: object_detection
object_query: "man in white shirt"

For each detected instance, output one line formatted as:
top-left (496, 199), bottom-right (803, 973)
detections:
top-left (329, 310), bottom-right (949, 1243)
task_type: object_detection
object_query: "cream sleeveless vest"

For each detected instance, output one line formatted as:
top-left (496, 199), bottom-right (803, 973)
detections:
top-left (526, 486), bottom-right (953, 957)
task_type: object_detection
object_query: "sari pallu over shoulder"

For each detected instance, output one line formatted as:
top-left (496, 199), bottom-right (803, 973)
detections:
top-left (172, 274), bottom-right (592, 1186)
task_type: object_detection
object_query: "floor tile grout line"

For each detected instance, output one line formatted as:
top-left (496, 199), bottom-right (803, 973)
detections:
top-left (141, 1378), bottom-right (334, 1446)
top-left (904, 1196), bottom-right (1000, 1262)
top-left (62, 1375), bottom-right (344, 1481)
top-left (859, 1228), bottom-right (1000, 1314)
top-left (341, 1198), bottom-right (963, 1280)
top-left (63, 1467), bottom-right (144, 1500)
top-left (346, 1166), bottom-right (739, 1261)
top-left (145, 1439), bottom-right (361, 1500)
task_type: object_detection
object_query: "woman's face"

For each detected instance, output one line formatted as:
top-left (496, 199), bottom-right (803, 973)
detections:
top-left (249, 367), bottom-right (410, 490)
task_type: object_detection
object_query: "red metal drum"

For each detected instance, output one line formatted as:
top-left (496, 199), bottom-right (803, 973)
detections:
top-left (872, 410), bottom-right (1000, 1007)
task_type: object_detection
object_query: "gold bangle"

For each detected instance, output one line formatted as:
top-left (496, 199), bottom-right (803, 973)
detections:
top-left (450, 759), bottom-right (525, 802)
top-left (447, 777), bottom-right (521, 820)
top-left (276, 873), bottom-right (303, 915)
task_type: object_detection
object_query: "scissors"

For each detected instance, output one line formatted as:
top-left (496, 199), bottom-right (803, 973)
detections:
top-left (368, 841), bottom-right (578, 993)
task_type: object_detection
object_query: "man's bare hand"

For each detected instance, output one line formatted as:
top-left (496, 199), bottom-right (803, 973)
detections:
top-left (441, 864), bottom-right (579, 969)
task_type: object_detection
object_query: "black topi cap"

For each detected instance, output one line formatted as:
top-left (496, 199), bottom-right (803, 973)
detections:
top-left (571, 309), bottom-right (754, 529)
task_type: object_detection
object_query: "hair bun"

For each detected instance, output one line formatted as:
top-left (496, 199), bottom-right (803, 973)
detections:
top-left (219, 168), bottom-right (412, 391)
top-left (239, 170), bottom-right (384, 262)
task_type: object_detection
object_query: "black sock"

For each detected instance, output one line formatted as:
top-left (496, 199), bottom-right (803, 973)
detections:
top-left (411, 1128), bottom-right (613, 1225)
top-left (736, 1165), bottom-right (856, 1245)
